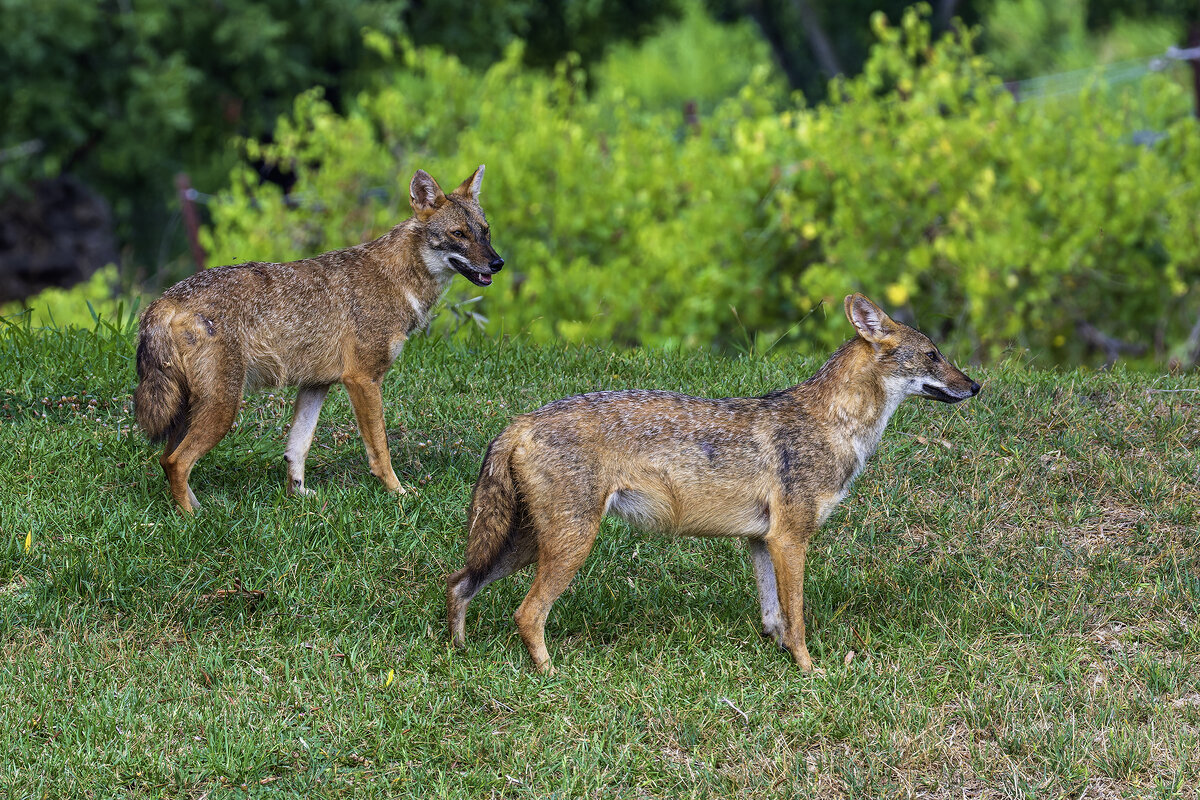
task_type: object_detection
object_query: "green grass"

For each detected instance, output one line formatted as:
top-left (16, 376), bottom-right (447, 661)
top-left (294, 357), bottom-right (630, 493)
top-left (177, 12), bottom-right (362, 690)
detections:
top-left (1, 321), bottom-right (1198, 798)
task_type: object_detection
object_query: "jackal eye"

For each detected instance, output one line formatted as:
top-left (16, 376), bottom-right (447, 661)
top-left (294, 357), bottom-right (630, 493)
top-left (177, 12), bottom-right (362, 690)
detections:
top-left (451, 229), bottom-right (466, 239)
top-left (925, 350), bottom-right (940, 363)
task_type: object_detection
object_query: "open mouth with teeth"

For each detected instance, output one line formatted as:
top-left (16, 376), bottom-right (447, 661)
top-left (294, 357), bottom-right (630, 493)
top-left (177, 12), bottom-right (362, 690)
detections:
top-left (447, 255), bottom-right (494, 287)
top-left (921, 384), bottom-right (968, 403)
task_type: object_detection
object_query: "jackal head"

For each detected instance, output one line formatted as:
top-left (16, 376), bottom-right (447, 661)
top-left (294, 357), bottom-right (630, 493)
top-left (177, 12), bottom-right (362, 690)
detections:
top-left (410, 166), bottom-right (504, 286)
top-left (845, 293), bottom-right (981, 404)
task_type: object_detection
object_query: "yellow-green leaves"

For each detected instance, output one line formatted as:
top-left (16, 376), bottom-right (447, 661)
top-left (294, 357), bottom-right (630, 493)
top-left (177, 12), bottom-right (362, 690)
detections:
top-left (202, 5), bottom-right (1200, 364)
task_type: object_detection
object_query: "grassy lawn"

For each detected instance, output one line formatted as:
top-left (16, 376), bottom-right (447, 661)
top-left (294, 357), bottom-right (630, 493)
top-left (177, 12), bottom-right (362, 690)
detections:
top-left (1, 321), bottom-right (1198, 798)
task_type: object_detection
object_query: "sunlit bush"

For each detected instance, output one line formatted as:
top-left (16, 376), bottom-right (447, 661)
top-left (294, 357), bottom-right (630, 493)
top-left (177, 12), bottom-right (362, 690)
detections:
top-left (594, 1), bottom-right (780, 113)
top-left (0, 266), bottom-right (134, 329)
top-left (203, 6), bottom-right (1200, 362)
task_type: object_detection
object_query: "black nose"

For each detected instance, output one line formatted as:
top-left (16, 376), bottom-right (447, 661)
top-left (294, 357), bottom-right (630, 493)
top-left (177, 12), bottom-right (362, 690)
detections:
top-left (489, 256), bottom-right (504, 272)
top-left (969, 381), bottom-right (981, 396)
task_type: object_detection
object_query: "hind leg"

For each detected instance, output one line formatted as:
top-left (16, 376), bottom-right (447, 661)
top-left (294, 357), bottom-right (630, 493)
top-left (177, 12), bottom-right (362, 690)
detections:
top-left (514, 509), bottom-right (602, 674)
top-left (159, 423), bottom-right (199, 510)
top-left (284, 384), bottom-right (331, 496)
top-left (162, 387), bottom-right (241, 513)
top-left (447, 517), bottom-right (537, 648)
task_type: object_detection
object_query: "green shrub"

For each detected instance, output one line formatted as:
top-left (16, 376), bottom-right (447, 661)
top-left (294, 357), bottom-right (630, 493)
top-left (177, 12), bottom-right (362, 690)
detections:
top-left (771, 8), bottom-right (1200, 360)
top-left (0, 266), bottom-right (135, 330)
top-left (0, 0), bottom-right (406, 252)
top-left (594, 0), bottom-right (781, 112)
top-left (202, 6), bottom-right (1200, 363)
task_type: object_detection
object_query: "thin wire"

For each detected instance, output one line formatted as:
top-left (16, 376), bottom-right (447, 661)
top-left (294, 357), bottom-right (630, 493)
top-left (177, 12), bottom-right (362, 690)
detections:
top-left (1007, 44), bottom-right (1195, 103)
top-left (1009, 59), bottom-right (1156, 102)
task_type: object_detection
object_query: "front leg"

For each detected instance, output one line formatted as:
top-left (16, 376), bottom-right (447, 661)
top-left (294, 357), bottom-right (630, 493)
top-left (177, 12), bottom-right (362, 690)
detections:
top-left (342, 368), bottom-right (401, 492)
top-left (763, 502), bottom-right (818, 672)
top-left (747, 537), bottom-right (785, 647)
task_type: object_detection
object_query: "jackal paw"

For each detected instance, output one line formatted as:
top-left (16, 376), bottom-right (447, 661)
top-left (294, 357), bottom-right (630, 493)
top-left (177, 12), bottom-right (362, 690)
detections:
top-left (792, 647), bottom-right (815, 674)
top-left (287, 480), bottom-right (315, 497)
top-left (761, 617), bottom-right (787, 648)
top-left (376, 470), bottom-right (404, 494)
top-left (176, 488), bottom-right (201, 513)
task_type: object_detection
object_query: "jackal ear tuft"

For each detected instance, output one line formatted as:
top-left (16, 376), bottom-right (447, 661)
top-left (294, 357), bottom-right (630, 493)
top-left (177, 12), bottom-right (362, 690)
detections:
top-left (410, 169), bottom-right (447, 219)
top-left (453, 164), bottom-right (485, 201)
top-left (845, 293), bottom-right (896, 342)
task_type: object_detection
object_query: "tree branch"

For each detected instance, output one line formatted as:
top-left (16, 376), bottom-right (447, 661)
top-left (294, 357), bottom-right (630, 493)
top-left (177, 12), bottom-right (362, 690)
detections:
top-left (1075, 320), bottom-right (1146, 369)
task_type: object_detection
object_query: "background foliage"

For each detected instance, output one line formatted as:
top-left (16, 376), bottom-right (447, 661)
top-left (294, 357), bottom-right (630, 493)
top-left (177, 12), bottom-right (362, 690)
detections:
top-left (203, 5), bottom-right (1200, 363)
top-left (0, 0), bottom-right (402, 253)
top-left (3, 0), bottom-right (1198, 365)
top-left (706, 0), bottom-right (979, 100)
top-left (0, 0), bottom-right (674, 269)
top-left (0, 266), bottom-right (129, 330)
top-left (705, 0), bottom-right (1195, 101)
top-left (982, 0), bottom-right (1189, 79)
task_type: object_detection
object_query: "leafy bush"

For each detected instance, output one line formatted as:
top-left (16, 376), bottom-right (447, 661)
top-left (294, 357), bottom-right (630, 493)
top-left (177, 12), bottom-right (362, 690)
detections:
top-left (594, 1), bottom-right (781, 112)
top-left (771, 9), bottom-right (1200, 361)
top-left (0, 266), bottom-right (134, 330)
top-left (0, 0), bottom-right (674, 279)
top-left (203, 6), bottom-right (1200, 364)
top-left (0, 1), bottom-right (404, 214)
top-left (403, 0), bottom-right (679, 72)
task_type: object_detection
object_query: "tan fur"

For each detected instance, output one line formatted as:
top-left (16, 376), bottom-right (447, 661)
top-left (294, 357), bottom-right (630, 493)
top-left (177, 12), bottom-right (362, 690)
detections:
top-left (447, 294), bottom-right (980, 673)
top-left (135, 166), bottom-right (503, 512)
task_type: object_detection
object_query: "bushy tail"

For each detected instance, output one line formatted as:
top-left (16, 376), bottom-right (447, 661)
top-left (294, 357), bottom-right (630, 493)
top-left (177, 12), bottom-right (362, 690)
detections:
top-left (463, 432), bottom-right (521, 582)
top-left (134, 301), bottom-right (187, 441)
top-left (447, 429), bottom-right (522, 646)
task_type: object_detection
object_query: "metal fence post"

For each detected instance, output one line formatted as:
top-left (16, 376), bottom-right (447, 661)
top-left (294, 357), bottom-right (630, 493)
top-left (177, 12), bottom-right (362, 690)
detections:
top-left (175, 173), bottom-right (207, 273)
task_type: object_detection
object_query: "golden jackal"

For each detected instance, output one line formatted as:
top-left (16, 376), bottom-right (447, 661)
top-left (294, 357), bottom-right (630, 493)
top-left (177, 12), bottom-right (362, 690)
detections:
top-left (135, 166), bottom-right (502, 512)
top-left (447, 294), bottom-right (980, 673)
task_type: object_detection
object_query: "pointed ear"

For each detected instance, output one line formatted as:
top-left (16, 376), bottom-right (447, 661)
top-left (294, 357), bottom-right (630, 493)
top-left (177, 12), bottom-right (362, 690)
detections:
top-left (409, 169), bottom-right (447, 220)
top-left (844, 293), bottom-right (897, 343)
top-left (452, 164), bottom-right (485, 201)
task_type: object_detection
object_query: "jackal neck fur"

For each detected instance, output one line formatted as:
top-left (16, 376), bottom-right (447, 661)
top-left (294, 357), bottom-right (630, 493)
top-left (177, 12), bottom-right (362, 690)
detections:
top-left (375, 223), bottom-right (457, 329)
top-left (800, 336), bottom-right (904, 478)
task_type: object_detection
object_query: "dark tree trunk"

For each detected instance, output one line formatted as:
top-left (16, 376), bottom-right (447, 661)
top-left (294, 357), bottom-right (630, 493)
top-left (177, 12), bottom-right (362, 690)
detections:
top-left (935, 0), bottom-right (961, 31)
top-left (744, 0), bottom-right (808, 90)
top-left (790, 0), bottom-right (842, 77)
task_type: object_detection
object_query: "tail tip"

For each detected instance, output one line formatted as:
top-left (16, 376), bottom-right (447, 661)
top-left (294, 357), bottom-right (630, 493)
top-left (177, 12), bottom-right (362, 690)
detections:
top-left (446, 568), bottom-right (472, 648)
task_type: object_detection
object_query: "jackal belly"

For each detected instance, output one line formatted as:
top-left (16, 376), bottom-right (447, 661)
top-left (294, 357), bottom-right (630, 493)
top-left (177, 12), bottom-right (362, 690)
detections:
top-left (242, 330), bottom-right (345, 390)
top-left (604, 487), bottom-right (770, 538)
